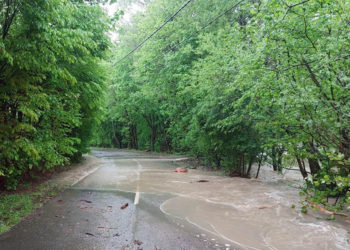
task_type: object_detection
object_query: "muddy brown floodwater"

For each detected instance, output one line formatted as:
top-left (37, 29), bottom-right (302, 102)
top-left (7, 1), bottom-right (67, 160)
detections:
top-left (77, 150), bottom-right (350, 250)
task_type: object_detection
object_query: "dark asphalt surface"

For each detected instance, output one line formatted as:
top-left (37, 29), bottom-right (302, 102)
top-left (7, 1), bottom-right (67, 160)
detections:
top-left (0, 150), bottom-right (227, 250)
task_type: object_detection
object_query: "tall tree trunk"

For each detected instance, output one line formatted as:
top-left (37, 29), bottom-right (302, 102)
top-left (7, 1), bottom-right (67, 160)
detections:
top-left (112, 133), bottom-right (122, 148)
top-left (1, 101), bottom-right (8, 124)
top-left (272, 146), bottom-right (278, 171)
top-left (214, 154), bottom-right (221, 169)
top-left (255, 159), bottom-right (262, 179)
top-left (308, 158), bottom-right (320, 176)
top-left (307, 141), bottom-right (321, 175)
top-left (246, 156), bottom-right (254, 176)
top-left (277, 150), bottom-right (283, 172)
top-left (340, 129), bottom-right (350, 160)
top-left (296, 158), bottom-right (308, 179)
top-left (272, 146), bottom-right (283, 172)
top-left (129, 124), bottom-right (138, 149)
top-left (133, 125), bottom-right (138, 149)
top-left (242, 154), bottom-right (245, 175)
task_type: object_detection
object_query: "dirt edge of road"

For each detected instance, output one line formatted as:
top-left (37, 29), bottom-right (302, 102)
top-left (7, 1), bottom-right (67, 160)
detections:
top-left (51, 154), bottom-right (103, 189)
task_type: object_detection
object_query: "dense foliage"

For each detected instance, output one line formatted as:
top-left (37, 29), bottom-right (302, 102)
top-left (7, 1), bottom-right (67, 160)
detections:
top-left (0, 0), bottom-right (111, 189)
top-left (97, 0), bottom-right (350, 209)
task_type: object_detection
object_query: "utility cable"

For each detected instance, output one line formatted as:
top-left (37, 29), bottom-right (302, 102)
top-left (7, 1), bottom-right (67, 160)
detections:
top-left (123, 0), bottom-right (245, 75)
top-left (114, 0), bottom-right (194, 65)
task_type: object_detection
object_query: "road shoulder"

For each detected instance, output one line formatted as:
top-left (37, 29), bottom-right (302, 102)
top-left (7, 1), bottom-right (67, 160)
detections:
top-left (0, 154), bottom-right (103, 234)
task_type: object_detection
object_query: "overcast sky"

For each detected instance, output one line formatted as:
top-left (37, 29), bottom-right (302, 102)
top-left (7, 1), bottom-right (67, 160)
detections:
top-left (101, 0), bottom-right (146, 42)
top-left (101, 0), bottom-right (146, 41)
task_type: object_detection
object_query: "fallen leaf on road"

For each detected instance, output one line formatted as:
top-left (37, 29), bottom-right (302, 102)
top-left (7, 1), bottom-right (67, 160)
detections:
top-left (134, 240), bottom-right (143, 245)
top-left (121, 203), bottom-right (129, 209)
top-left (258, 205), bottom-right (272, 209)
top-left (173, 167), bottom-right (188, 173)
top-left (197, 180), bottom-right (209, 182)
top-left (57, 199), bottom-right (63, 202)
top-left (85, 233), bottom-right (95, 237)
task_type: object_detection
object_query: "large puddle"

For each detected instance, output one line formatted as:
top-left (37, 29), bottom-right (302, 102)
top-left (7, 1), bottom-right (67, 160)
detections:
top-left (77, 155), bottom-right (350, 249)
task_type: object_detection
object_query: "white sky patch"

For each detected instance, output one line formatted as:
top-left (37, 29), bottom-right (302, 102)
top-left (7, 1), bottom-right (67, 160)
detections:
top-left (101, 0), bottom-right (146, 42)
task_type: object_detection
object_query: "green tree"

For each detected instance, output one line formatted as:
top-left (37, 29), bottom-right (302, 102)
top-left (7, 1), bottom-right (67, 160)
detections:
top-left (0, 0), bottom-right (111, 189)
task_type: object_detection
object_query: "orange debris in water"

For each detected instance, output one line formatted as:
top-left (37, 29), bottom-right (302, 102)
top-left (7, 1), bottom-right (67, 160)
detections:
top-left (173, 167), bottom-right (188, 173)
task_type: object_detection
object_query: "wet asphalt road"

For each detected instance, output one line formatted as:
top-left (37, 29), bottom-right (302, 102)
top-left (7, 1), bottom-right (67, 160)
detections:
top-left (0, 150), bottom-right (228, 250)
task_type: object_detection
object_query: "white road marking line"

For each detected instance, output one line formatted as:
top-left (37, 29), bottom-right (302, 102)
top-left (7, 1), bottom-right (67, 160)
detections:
top-left (134, 191), bottom-right (140, 205)
top-left (133, 159), bottom-right (142, 205)
top-left (71, 162), bottom-right (102, 186)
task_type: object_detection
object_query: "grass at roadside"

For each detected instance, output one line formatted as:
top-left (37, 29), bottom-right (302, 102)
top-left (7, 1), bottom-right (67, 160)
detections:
top-left (0, 182), bottom-right (59, 234)
top-left (0, 154), bottom-right (100, 235)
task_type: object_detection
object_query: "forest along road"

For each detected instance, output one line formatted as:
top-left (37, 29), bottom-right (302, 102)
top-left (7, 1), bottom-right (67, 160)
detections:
top-left (0, 149), bottom-right (349, 250)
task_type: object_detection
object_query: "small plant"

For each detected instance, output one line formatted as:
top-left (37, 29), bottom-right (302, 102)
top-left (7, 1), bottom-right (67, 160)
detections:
top-left (301, 205), bottom-right (308, 214)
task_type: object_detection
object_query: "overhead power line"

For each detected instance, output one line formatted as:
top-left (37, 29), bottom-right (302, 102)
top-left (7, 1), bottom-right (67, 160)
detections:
top-left (126, 0), bottom-right (245, 75)
top-left (115, 0), bottom-right (194, 65)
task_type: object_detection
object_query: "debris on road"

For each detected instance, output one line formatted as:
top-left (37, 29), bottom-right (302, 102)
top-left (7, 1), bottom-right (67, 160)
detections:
top-left (79, 199), bottom-right (93, 203)
top-left (113, 233), bottom-right (120, 237)
top-left (78, 206), bottom-right (93, 210)
top-left (25, 216), bottom-right (34, 221)
top-left (134, 240), bottom-right (143, 245)
top-left (85, 233), bottom-right (95, 237)
top-left (173, 167), bottom-right (188, 173)
top-left (258, 205), bottom-right (270, 209)
top-left (197, 180), bottom-right (209, 183)
top-left (121, 203), bottom-right (129, 209)
top-left (307, 201), bottom-right (350, 218)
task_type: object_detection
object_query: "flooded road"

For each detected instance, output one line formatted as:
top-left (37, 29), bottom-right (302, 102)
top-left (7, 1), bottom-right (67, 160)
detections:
top-left (1, 149), bottom-right (349, 249)
top-left (79, 149), bottom-right (350, 249)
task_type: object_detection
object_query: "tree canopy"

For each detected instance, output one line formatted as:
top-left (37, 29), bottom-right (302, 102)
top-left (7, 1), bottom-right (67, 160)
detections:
top-left (0, 0), bottom-right (111, 189)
